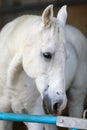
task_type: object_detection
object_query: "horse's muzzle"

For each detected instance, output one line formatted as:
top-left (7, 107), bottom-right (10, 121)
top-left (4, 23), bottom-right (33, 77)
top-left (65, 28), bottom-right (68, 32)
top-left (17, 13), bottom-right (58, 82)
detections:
top-left (43, 92), bottom-right (64, 114)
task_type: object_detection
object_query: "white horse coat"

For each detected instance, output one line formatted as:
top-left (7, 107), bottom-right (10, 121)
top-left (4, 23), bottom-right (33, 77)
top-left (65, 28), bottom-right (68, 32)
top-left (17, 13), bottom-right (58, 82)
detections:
top-left (0, 5), bottom-right (87, 130)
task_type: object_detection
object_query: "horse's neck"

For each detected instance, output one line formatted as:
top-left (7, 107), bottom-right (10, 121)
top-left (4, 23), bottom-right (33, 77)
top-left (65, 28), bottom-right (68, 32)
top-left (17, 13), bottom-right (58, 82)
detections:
top-left (65, 41), bottom-right (78, 90)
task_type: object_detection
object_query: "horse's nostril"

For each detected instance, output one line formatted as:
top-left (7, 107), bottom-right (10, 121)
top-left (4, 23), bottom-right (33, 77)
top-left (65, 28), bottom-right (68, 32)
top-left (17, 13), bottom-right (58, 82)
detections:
top-left (53, 100), bottom-right (63, 113)
top-left (53, 103), bottom-right (58, 113)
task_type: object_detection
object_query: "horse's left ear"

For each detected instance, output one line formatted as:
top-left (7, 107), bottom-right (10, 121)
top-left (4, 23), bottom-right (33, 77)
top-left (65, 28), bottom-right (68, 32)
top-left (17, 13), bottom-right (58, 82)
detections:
top-left (57, 5), bottom-right (67, 27)
top-left (42, 4), bottom-right (53, 27)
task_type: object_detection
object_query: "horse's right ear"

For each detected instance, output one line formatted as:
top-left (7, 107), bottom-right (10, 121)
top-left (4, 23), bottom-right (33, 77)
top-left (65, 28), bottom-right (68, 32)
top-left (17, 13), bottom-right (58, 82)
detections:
top-left (42, 4), bottom-right (53, 27)
top-left (57, 5), bottom-right (67, 27)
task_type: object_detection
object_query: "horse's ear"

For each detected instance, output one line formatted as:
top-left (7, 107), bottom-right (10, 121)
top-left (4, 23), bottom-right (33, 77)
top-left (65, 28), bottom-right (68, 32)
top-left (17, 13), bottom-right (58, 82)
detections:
top-left (57, 5), bottom-right (67, 27)
top-left (42, 4), bottom-right (53, 27)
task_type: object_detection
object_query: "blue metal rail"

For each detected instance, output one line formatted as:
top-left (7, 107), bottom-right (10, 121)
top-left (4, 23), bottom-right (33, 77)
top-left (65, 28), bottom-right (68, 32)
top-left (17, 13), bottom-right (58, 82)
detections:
top-left (0, 112), bottom-right (56, 124)
top-left (0, 112), bottom-right (77, 130)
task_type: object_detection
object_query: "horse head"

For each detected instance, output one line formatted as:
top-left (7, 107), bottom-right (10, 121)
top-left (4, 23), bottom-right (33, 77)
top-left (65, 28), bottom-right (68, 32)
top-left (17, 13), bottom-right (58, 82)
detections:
top-left (23, 5), bottom-right (67, 115)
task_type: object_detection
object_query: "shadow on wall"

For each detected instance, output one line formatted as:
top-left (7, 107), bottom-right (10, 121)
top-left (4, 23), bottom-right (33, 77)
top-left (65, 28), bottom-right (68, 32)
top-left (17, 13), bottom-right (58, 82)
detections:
top-left (67, 4), bottom-right (87, 36)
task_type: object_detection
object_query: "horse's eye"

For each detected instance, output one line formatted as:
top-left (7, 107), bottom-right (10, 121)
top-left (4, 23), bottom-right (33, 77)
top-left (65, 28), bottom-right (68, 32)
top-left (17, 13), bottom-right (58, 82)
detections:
top-left (43, 52), bottom-right (52, 59)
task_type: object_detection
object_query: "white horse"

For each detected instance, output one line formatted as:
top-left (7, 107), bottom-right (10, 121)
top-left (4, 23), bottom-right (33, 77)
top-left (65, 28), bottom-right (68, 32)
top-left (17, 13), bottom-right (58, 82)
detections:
top-left (0, 4), bottom-right (87, 130)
